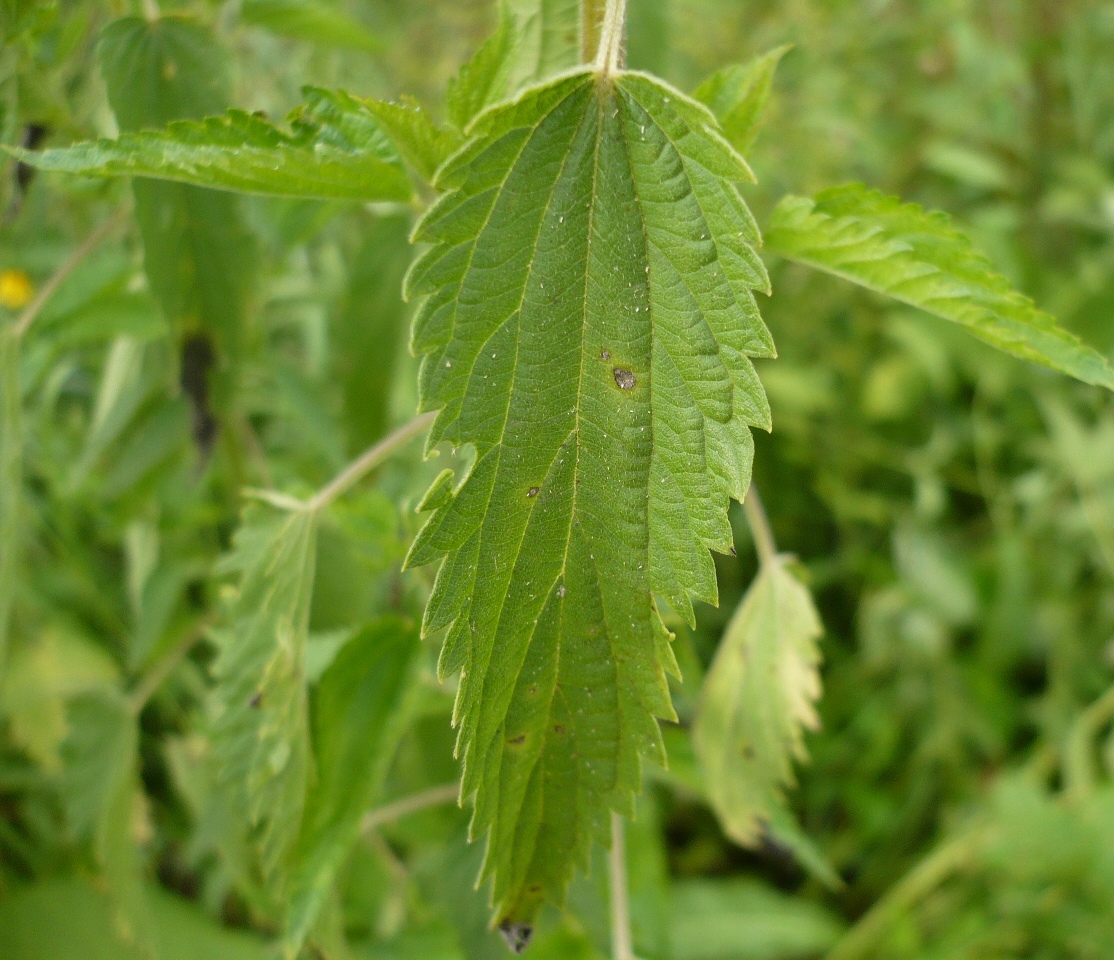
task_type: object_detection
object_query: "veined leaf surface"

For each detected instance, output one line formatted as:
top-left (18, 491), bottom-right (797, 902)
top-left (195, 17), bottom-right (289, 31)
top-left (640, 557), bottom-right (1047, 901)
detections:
top-left (765, 183), bottom-right (1114, 391)
top-left (693, 556), bottom-right (823, 848)
top-left (405, 68), bottom-right (773, 926)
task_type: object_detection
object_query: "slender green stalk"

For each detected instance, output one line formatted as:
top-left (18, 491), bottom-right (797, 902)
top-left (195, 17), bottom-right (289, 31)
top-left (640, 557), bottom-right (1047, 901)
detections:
top-left (609, 813), bottom-right (636, 960)
top-left (14, 209), bottom-right (128, 340)
top-left (1064, 681), bottom-right (1114, 801)
top-left (743, 483), bottom-right (777, 567)
top-left (594, 0), bottom-right (628, 74)
top-left (0, 326), bottom-right (20, 681)
top-left (825, 828), bottom-right (984, 960)
top-left (360, 782), bottom-right (460, 834)
top-left (128, 618), bottom-right (210, 715)
top-left (307, 411), bottom-right (437, 513)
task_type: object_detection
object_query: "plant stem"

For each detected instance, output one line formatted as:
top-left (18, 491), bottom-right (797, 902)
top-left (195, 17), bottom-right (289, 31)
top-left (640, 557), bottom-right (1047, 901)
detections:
top-left (1064, 681), bottom-right (1114, 801)
top-left (825, 828), bottom-right (983, 960)
top-left (14, 209), bottom-right (128, 340)
top-left (307, 411), bottom-right (437, 513)
top-left (594, 0), bottom-right (627, 75)
top-left (360, 782), bottom-right (460, 834)
top-left (128, 618), bottom-right (210, 715)
top-left (609, 813), bottom-right (635, 960)
top-left (743, 483), bottom-right (777, 567)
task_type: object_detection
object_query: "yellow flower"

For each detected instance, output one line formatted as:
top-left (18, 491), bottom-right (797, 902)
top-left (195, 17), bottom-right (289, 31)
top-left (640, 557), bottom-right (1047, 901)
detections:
top-left (0, 269), bottom-right (35, 310)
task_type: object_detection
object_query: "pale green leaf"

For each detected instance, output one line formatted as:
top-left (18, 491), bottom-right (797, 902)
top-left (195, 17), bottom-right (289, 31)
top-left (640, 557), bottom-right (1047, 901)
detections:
top-left (0, 326), bottom-right (20, 683)
top-left (284, 617), bottom-right (418, 954)
top-left (9, 94), bottom-right (412, 204)
top-left (693, 45), bottom-right (791, 154)
top-left (693, 556), bottom-right (823, 848)
top-left (240, 0), bottom-right (382, 52)
top-left (765, 183), bottom-right (1114, 390)
top-left (445, 0), bottom-right (580, 134)
top-left (210, 505), bottom-right (318, 876)
top-left (360, 97), bottom-right (462, 185)
top-left (405, 68), bottom-right (772, 926)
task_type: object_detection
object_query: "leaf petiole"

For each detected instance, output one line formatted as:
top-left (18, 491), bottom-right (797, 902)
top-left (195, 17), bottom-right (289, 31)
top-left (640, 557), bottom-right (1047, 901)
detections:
top-left (595, 0), bottom-right (628, 75)
top-left (609, 813), bottom-right (637, 960)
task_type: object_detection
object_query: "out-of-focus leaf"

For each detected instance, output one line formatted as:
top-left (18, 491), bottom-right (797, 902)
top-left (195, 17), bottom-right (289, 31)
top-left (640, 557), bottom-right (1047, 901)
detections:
top-left (285, 617), bottom-right (418, 954)
top-left (445, 10), bottom-right (515, 131)
top-left (670, 879), bottom-right (843, 960)
top-left (37, 292), bottom-right (168, 349)
top-left (694, 556), bottom-right (823, 847)
top-left (61, 690), bottom-right (150, 950)
top-left (765, 183), bottom-right (1114, 390)
top-left (210, 504), bottom-right (318, 876)
top-left (0, 629), bottom-right (119, 768)
top-left (240, 0), bottom-right (382, 52)
top-left (0, 879), bottom-right (272, 960)
top-left (98, 16), bottom-right (257, 354)
top-left (11, 94), bottom-right (413, 204)
top-left (693, 45), bottom-right (791, 153)
top-left (332, 213), bottom-right (412, 452)
top-left (0, 326), bottom-right (20, 682)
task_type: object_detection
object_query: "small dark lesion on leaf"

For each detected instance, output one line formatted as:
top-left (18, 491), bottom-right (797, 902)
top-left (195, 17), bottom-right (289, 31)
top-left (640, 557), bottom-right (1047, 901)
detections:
top-left (498, 922), bottom-right (533, 954)
top-left (600, 348), bottom-right (611, 361)
top-left (553, 724), bottom-right (566, 735)
top-left (741, 742), bottom-right (755, 759)
top-left (613, 368), bottom-right (636, 390)
top-left (526, 486), bottom-right (540, 498)
top-left (249, 690), bottom-right (263, 708)
top-left (507, 734), bottom-right (526, 745)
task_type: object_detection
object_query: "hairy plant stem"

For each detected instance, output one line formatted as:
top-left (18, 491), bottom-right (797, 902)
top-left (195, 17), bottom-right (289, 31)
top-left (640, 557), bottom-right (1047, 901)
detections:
top-left (360, 782), bottom-right (460, 834)
top-left (609, 813), bottom-right (636, 960)
top-left (743, 483), bottom-right (777, 567)
top-left (594, 0), bottom-right (627, 75)
top-left (306, 411), bottom-right (437, 513)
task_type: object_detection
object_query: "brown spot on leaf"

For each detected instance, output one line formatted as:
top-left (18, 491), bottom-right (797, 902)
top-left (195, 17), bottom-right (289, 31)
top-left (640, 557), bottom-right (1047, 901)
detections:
top-left (527, 486), bottom-right (540, 498)
top-left (614, 368), bottom-right (636, 390)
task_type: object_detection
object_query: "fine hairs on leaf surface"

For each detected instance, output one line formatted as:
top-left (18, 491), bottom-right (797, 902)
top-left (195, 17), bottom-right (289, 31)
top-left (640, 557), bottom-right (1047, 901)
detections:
top-left (765, 183), bottom-right (1114, 391)
top-left (404, 65), bottom-right (773, 926)
top-left (693, 555), bottom-right (823, 848)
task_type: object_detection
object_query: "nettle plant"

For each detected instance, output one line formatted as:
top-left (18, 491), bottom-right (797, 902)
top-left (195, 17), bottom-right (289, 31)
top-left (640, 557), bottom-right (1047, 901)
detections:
top-left (8, 0), bottom-right (1114, 954)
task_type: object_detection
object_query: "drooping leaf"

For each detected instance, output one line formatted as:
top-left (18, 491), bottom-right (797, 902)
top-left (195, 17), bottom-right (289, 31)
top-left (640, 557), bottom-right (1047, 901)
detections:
top-left (10, 91), bottom-right (412, 204)
top-left (765, 183), bottom-right (1114, 390)
top-left (693, 556), bottom-right (823, 848)
top-left (61, 690), bottom-right (151, 950)
top-left (210, 505), bottom-right (318, 876)
top-left (0, 326), bottom-right (20, 682)
top-left (240, 0), bottom-right (382, 52)
top-left (284, 617), bottom-right (418, 954)
top-left (693, 45), bottom-right (791, 154)
top-left (405, 68), bottom-right (772, 926)
top-left (98, 16), bottom-right (257, 354)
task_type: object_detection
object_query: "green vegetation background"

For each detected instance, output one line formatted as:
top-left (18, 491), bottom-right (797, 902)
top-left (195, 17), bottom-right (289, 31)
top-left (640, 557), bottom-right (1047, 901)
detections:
top-left (3, 1), bottom-right (1114, 958)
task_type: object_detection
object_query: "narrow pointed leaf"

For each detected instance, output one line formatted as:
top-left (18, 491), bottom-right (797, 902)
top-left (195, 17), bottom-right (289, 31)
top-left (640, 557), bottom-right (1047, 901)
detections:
top-left (10, 80), bottom-right (412, 203)
top-left (240, 0), bottom-right (382, 52)
top-left (0, 327), bottom-right (20, 683)
top-left (284, 618), bottom-right (418, 954)
top-left (765, 183), bottom-right (1114, 390)
top-left (210, 505), bottom-right (318, 875)
top-left (405, 68), bottom-right (773, 925)
top-left (693, 45), bottom-right (791, 153)
top-left (693, 556), bottom-right (823, 847)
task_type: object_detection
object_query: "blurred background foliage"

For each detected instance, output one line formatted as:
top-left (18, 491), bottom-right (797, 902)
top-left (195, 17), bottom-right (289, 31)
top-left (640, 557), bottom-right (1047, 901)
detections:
top-left (2, 0), bottom-right (1114, 958)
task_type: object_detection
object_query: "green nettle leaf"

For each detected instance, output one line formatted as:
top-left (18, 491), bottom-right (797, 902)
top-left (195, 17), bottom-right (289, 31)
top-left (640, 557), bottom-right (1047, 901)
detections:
top-left (240, 0), bottom-right (382, 52)
top-left (210, 506), bottom-right (318, 876)
top-left (405, 68), bottom-right (773, 927)
top-left (693, 45), bottom-right (791, 153)
top-left (11, 89), bottom-right (412, 204)
top-left (360, 98), bottom-right (462, 184)
top-left (503, 0), bottom-right (581, 88)
top-left (284, 618), bottom-right (417, 954)
top-left (693, 557), bottom-right (823, 847)
top-left (765, 183), bottom-right (1114, 391)
top-left (0, 327), bottom-right (20, 681)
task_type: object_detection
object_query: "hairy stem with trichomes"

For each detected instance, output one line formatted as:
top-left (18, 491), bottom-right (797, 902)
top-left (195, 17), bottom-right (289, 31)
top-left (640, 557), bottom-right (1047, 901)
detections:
top-left (609, 813), bottom-right (636, 960)
top-left (595, 0), bottom-right (627, 74)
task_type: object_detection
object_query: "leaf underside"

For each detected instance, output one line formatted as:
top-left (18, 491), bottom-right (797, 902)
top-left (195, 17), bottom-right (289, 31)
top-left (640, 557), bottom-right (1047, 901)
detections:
top-left (765, 183), bottom-right (1114, 391)
top-left (405, 68), bottom-right (773, 925)
top-left (10, 87), bottom-right (412, 203)
top-left (693, 557), bottom-right (823, 848)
